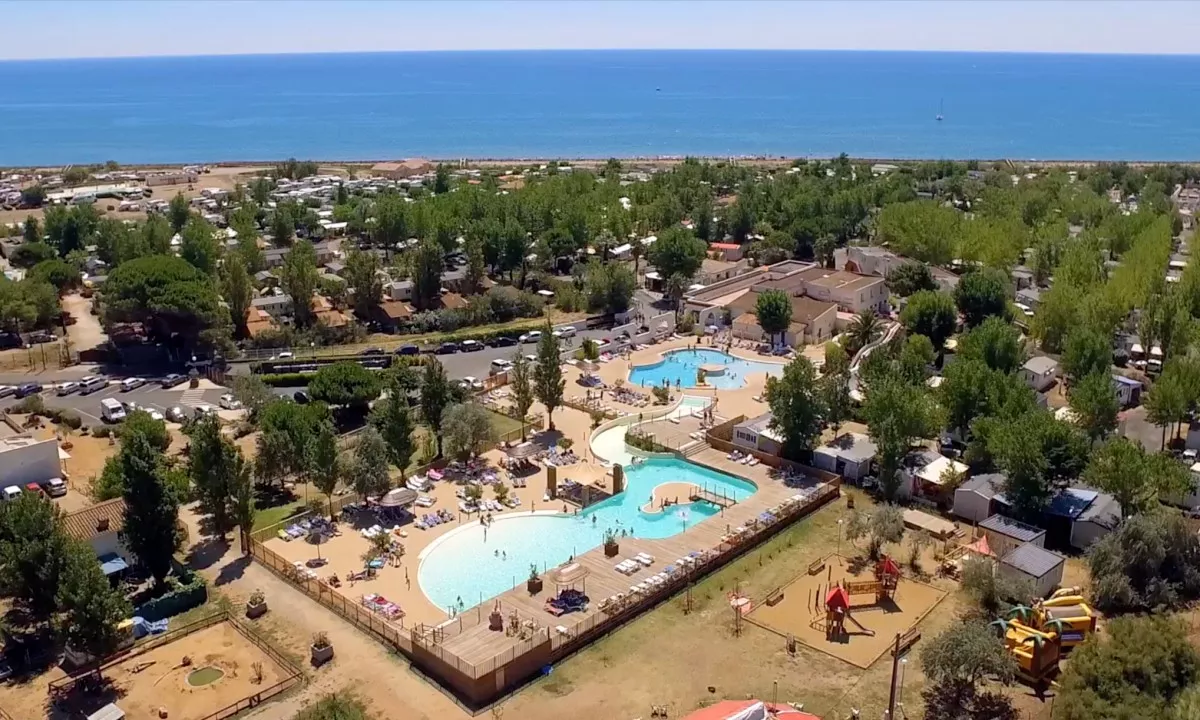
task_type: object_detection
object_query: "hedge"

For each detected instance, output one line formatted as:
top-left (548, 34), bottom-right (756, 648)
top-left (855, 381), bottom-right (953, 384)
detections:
top-left (258, 373), bottom-right (314, 387)
top-left (134, 569), bottom-right (209, 622)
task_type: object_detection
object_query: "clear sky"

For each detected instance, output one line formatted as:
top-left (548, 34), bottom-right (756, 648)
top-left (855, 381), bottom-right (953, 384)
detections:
top-left (4, 0), bottom-right (1200, 60)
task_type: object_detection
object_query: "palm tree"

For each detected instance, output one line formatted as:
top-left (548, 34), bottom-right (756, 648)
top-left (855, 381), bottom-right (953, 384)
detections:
top-left (846, 310), bottom-right (881, 356)
top-left (630, 240), bottom-right (645, 278)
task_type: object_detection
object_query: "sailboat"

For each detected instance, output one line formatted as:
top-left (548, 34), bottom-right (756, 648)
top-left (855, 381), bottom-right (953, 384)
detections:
top-left (936, 98), bottom-right (944, 122)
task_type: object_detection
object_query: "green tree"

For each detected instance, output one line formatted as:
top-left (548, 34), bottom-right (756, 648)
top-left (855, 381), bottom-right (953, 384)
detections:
top-left (464, 236), bottom-right (487, 295)
top-left (103, 255), bottom-right (230, 351)
top-left (900, 290), bottom-right (958, 351)
top-left (820, 345), bottom-right (852, 436)
top-left (0, 492), bottom-right (70, 621)
top-left (509, 352), bottom-right (535, 440)
top-left (845, 309), bottom-right (882, 356)
top-left (764, 356), bottom-right (826, 458)
top-left (10, 239), bottom-right (54, 268)
top-left (1070, 371), bottom-right (1119, 443)
top-left (922, 679), bottom-right (1019, 720)
top-left (433, 163), bottom-right (452, 194)
top-left (28, 258), bottom-right (81, 292)
top-left (295, 693), bottom-right (371, 720)
top-left (255, 400), bottom-right (332, 485)
top-left (1088, 512), bottom-right (1200, 612)
top-left (863, 377), bottom-right (943, 499)
top-left (535, 322), bottom-right (565, 431)
top-left (647, 227), bottom-right (706, 294)
top-left (230, 375), bottom-right (273, 420)
top-left (419, 357), bottom-right (453, 458)
top-left (754, 289), bottom-right (793, 346)
top-left (957, 316), bottom-right (1024, 374)
top-left (874, 200), bottom-right (960, 265)
top-left (309, 424), bottom-right (344, 517)
top-left (180, 217), bottom-right (221, 275)
top-left (281, 240), bottom-right (319, 327)
top-left (953, 267), bottom-right (1009, 327)
top-left (885, 261), bottom-right (937, 297)
top-left (344, 247), bottom-right (382, 319)
top-left (56, 536), bottom-right (132, 673)
top-left (1062, 327), bottom-right (1112, 381)
top-left (222, 256), bottom-right (253, 336)
top-left (308, 362), bottom-right (382, 414)
top-left (121, 408), bottom-right (172, 452)
top-left (411, 238), bottom-right (443, 312)
top-left (845, 504), bottom-right (905, 559)
top-left (21, 185), bottom-right (46, 208)
top-left (350, 428), bottom-right (391, 499)
top-left (229, 452), bottom-right (255, 553)
top-left (187, 414), bottom-right (237, 538)
top-left (270, 205), bottom-right (295, 246)
top-left (168, 192), bottom-right (191, 232)
top-left (1084, 436), bottom-right (1191, 518)
top-left (443, 403), bottom-right (497, 460)
top-left (921, 619), bottom-right (1016, 686)
top-left (1145, 361), bottom-right (1193, 448)
top-left (983, 409), bottom-right (1088, 520)
top-left (371, 381), bottom-right (415, 471)
top-left (1054, 616), bottom-right (1199, 720)
top-left (121, 433), bottom-right (181, 586)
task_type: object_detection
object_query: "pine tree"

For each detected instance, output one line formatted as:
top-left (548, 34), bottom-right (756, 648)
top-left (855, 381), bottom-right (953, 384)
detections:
top-left (535, 321), bottom-right (565, 431)
top-left (121, 433), bottom-right (181, 586)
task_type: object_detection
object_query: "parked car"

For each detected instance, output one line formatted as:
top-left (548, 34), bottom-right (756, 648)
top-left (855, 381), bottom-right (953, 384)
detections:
top-left (490, 359), bottom-right (513, 374)
top-left (192, 405), bottom-right (216, 419)
top-left (120, 377), bottom-right (146, 391)
top-left (519, 331), bottom-right (542, 344)
top-left (293, 391), bottom-right (310, 404)
top-left (275, 351), bottom-right (295, 360)
top-left (160, 374), bottom-right (186, 388)
top-left (396, 344), bottom-right (420, 356)
top-left (525, 354), bottom-right (538, 363)
top-left (436, 342), bottom-right (459, 355)
top-left (0, 385), bottom-right (16, 398)
top-left (460, 339), bottom-right (484, 352)
top-left (148, 409), bottom-right (165, 422)
top-left (166, 406), bottom-right (187, 423)
top-left (360, 347), bottom-right (385, 356)
top-left (42, 478), bottom-right (67, 497)
top-left (492, 336), bottom-right (518, 347)
top-left (460, 376), bottom-right (484, 391)
top-left (27, 331), bottom-right (55, 345)
top-left (219, 394), bottom-right (242, 410)
top-left (23, 483), bottom-right (45, 497)
top-left (15, 383), bottom-right (42, 399)
top-left (56, 382), bottom-right (79, 396)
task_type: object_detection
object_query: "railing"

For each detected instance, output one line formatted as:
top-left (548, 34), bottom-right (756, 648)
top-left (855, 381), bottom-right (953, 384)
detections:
top-left (411, 606), bottom-right (551, 679)
top-left (249, 539), bottom-right (412, 654)
top-left (48, 611), bottom-right (302, 719)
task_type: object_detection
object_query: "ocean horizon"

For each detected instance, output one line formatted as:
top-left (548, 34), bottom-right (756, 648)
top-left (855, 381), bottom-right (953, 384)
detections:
top-left (2, 49), bottom-right (1200, 166)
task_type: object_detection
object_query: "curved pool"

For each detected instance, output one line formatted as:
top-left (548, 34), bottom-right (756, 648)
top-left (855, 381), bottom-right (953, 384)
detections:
top-left (418, 457), bottom-right (755, 611)
top-left (629, 349), bottom-right (784, 389)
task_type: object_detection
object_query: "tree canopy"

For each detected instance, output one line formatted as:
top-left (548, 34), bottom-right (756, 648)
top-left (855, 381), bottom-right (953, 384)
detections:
top-left (308, 362), bottom-right (382, 413)
top-left (764, 356), bottom-right (825, 459)
top-left (102, 255), bottom-right (229, 351)
top-left (899, 290), bottom-right (958, 350)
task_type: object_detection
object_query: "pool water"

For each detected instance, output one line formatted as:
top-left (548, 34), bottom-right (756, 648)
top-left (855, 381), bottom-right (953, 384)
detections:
top-left (418, 457), bottom-right (755, 611)
top-left (628, 349), bottom-right (784, 389)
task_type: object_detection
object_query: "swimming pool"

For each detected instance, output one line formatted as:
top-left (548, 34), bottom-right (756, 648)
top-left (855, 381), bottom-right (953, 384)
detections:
top-left (590, 395), bottom-right (712, 466)
top-left (628, 349), bottom-right (785, 389)
top-left (417, 457), bottom-right (755, 611)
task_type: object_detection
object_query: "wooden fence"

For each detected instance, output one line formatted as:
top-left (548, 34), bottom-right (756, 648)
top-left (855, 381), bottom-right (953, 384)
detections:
top-left (48, 611), bottom-right (303, 719)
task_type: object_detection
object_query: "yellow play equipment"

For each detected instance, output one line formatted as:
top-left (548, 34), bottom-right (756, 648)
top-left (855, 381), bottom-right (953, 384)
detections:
top-left (1031, 587), bottom-right (1097, 649)
top-left (991, 617), bottom-right (1061, 686)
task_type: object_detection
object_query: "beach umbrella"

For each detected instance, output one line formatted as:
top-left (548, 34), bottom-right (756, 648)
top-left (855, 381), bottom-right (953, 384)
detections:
top-left (578, 360), bottom-right (600, 375)
top-left (306, 526), bottom-right (331, 560)
top-left (507, 442), bottom-right (540, 460)
top-left (380, 487), bottom-right (417, 508)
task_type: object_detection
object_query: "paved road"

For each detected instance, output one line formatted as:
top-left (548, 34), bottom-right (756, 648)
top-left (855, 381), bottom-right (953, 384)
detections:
top-left (0, 381), bottom-right (228, 426)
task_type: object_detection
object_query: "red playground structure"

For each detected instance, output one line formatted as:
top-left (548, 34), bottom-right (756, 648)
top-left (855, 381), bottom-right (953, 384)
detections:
top-left (823, 556), bottom-right (901, 640)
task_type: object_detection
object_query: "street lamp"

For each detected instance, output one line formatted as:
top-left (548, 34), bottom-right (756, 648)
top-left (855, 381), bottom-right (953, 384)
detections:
top-left (837, 518), bottom-right (844, 559)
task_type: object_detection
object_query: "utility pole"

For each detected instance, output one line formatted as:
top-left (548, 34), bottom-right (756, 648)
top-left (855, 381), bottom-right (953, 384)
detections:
top-left (886, 633), bottom-right (901, 719)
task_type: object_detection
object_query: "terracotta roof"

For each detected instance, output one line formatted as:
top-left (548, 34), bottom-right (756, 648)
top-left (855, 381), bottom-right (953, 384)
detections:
top-left (439, 293), bottom-right (468, 310)
top-left (733, 313), bottom-right (759, 326)
top-left (244, 307), bottom-right (277, 338)
top-left (376, 300), bottom-right (412, 320)
top-left (62, 498), bottom-right (126, 541)
top-left (728, 291), bottom-right (836, 325)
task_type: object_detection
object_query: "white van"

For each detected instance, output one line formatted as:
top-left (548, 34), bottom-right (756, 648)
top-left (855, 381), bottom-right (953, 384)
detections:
top-left (490, 358), bottom-right (512, 375)
top-left (79, 376), bottom-right (107, 395)
top-left (101, 398), bottom-right (126, 423)
top-left (1, 486), bottom-right (20, 502)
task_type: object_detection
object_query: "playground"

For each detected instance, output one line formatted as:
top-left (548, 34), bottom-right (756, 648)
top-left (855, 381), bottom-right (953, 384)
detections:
top-left (746, 554), bottom-right (948, 668)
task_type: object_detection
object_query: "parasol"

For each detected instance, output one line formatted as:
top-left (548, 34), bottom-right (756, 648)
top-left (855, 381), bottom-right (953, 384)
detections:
top-left (379, 487), bottom-right (417, 508)
top-left (507, 441), bottom-right (540, 460)
top-left (306, 526), bottom-right (332, 560)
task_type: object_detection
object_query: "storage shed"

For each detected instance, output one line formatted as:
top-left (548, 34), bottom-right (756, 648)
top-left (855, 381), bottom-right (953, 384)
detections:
top-left (999, 543), bottom-right (1066, 599)
top-left (952, 473), bottom-right (1005, 524)
top-left (979, 514), bottom-right (1046, 559)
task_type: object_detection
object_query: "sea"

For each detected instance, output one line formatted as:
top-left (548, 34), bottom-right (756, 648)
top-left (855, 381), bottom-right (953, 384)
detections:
top-left (1, 50), bottom-right (1200, 166)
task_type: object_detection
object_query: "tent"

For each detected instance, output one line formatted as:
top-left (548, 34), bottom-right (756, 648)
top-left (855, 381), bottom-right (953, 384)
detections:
top-left (967, 534), bottom-right (993, 557)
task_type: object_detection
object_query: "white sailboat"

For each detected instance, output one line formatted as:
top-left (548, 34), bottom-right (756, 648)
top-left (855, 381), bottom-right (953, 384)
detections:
top-left (936, 98), bottom-right (944, 122)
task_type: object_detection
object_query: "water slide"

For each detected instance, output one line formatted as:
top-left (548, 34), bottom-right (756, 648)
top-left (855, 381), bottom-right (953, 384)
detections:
top-left (848, 320), bottom-right (901, 403)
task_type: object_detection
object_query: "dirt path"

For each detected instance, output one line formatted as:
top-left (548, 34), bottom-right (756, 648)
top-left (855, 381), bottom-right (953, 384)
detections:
top-left (61, 293), bottom-right (106, 352)
top-left (186, 534), bottom-right (470, 720)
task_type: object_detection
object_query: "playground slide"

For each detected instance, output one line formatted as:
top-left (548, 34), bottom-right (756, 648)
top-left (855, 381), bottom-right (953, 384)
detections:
top-left (843, 610), bottom-right (876, 637)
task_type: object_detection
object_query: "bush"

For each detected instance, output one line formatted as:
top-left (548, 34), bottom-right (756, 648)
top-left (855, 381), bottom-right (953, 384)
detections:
top-left (134, 569), bottom-right (208, 622)
top-left (12, 395), bottom-right (45, 415)
top-left (677, 314), bottom-right (695, 334)
top-left (91, 425), bottom-right (114, 439)
top-left (257, 372), bottom-right (313, 387)
top-left (54, 409), bottom-right (83, 429)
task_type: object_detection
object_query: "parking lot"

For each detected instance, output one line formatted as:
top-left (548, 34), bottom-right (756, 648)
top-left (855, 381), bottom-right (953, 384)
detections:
top-left (0, 379), bottom-right (229, 426)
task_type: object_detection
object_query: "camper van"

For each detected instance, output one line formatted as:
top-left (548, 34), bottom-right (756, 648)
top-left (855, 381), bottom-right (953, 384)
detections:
top-left (101, 398), bottom-right (126, 423)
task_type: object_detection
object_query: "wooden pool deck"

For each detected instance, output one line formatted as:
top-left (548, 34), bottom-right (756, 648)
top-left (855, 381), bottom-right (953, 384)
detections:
top-left (423, 448), bottom-right (833, 673)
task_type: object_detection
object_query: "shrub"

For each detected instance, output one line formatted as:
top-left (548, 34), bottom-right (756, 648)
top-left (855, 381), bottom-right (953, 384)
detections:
top-left (91, 425), bottom-right (114, 439)
top-left (677, 314), bottom-right (695, 334)
top-left (257, 372), bottom-right (313, 387)
top-left (55, 409), bottom-right (83, 429)
top-left (13, 395), bottom-right (45, 415)
top-left (134, 569), bottom-right (208, 621)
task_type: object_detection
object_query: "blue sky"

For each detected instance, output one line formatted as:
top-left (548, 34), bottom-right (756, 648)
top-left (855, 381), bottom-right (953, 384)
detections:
top-left (4, 0), bottom-right (1199, 60)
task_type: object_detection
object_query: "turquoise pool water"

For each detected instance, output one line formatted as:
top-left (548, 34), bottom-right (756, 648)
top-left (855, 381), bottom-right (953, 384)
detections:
top-left (628, 349), bottom-right (784, 389)
top-left (417, 458), bottom-right (756, 611)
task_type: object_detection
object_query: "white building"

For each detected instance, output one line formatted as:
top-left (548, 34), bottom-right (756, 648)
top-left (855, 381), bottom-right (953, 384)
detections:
top-left (62, 498), bottom-right (132, 576)
top-left (1021, 356), bottom-right (1059, 392)
top-left (732, 413), bottom-right (783, 456)
top-left (812, 433), bottom-right (877, 481)
top-left (0, 436), bottom-right (64, 491)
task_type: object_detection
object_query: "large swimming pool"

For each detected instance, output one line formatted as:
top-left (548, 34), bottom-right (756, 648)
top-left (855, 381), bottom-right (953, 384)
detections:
top-left (417, 458), bottom-right (755, 611)
top-left (628, 349), bottom-right (785, 389)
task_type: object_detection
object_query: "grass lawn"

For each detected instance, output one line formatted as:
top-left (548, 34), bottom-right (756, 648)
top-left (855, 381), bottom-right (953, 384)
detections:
top-left (486, 409), bottom-right (526, 439)
top-left (252, 498), bottom-right (306, 532)
top-left (496, 488), bottom-right (1009, 720)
